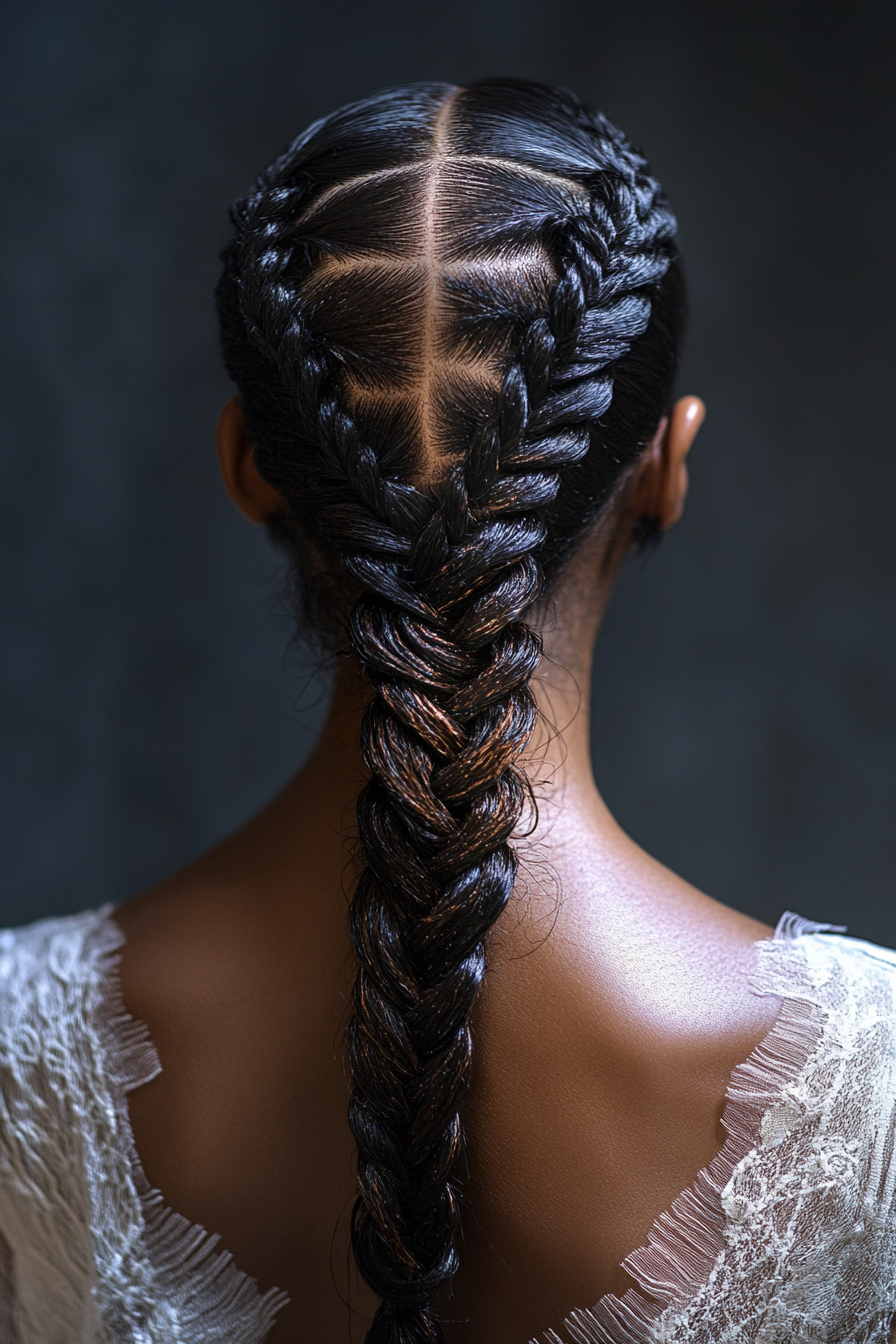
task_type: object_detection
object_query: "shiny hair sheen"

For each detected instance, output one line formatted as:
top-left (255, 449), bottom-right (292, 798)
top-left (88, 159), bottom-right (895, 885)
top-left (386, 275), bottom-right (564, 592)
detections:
top-left (216, 79), bottom-right (685, 1344)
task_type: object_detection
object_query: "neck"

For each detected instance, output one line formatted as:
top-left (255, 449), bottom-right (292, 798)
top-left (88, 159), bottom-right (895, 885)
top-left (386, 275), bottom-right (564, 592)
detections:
top-left (288, 499), bottom-right (625, 850)
top-left (291, 616), bottom-right (615, 859)
top-left (189, 596), bottom-right (628, 951)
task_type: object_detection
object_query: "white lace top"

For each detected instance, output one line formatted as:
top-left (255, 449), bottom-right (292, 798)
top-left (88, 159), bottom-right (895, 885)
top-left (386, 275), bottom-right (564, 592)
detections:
top-left (0, 908), bottom-right (895, 1344)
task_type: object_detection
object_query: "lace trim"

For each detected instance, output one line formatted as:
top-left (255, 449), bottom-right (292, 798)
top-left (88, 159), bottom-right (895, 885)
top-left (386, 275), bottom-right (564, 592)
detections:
top-left (534, 913), bottom-right (839, 1344)
top-left (87, 908), bottom-right (289, 1342)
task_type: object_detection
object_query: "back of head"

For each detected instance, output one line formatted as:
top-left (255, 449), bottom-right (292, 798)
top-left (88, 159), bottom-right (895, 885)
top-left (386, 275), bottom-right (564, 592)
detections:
top-left (217, 79), bottom-right (684, 1344)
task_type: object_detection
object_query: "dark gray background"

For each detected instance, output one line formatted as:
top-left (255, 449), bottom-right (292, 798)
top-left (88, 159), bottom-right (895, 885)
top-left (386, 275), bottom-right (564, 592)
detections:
top-left (1, 0), bottom-right (893, 939)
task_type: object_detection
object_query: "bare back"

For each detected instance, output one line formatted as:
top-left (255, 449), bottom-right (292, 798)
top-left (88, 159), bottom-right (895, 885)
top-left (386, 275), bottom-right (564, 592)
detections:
top-left (115, 721), bottom-right (778, 1344)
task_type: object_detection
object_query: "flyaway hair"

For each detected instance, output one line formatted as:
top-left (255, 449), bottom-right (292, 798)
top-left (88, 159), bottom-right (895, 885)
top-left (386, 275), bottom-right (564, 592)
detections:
top-left (216, 79), bottom-right (684, 1344)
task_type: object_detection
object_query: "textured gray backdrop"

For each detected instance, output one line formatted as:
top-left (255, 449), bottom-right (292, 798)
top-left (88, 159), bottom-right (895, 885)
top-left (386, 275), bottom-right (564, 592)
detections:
top-left (1, 0), bottom-right (894, 939)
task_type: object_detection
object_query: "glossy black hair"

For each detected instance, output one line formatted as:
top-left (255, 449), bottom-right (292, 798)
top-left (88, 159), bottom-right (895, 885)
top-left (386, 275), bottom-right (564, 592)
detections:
top-left (216, 78), bottom-right (684, 1344)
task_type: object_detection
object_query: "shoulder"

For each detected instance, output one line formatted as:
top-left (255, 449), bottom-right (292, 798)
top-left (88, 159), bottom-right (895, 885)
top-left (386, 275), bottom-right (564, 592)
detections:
top-left (753, 914), bottom-right (896, 1160)
top-left (0, 905), bottom-right (119, 1013)
top-left (0, 903), bottom-right (127, 1148)
top-left (757, 913), bottom-right (896, 1020)
top-left (0, 906), bottom-right (125, 1091)
top-left (0, 903), bottom-right (157, 1142)
top-left (0, 907), bottom-right (124, 1340)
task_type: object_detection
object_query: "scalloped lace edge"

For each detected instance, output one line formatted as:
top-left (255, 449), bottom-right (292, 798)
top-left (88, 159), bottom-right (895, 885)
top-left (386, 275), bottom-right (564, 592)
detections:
top-left (88, 907), bottom-right (289, 1343)
top-left (533, 912), bottom-right (840, 1344)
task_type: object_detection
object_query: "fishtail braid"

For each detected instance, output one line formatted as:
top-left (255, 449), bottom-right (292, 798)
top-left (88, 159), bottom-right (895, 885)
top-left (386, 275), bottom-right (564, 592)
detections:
top-left (216, 77), bottom-right (684, 1344)
top-left (346, 385), bottom-right (585, 1343)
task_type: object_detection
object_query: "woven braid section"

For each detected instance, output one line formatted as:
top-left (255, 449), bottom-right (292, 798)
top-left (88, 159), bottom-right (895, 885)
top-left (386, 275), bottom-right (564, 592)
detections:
top-left (216, 79), bottom-right (679, 1344)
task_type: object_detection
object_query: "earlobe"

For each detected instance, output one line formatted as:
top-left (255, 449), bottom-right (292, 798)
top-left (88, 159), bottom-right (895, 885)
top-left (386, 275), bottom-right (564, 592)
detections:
top-left (215, 396), bottom-right (283, 525)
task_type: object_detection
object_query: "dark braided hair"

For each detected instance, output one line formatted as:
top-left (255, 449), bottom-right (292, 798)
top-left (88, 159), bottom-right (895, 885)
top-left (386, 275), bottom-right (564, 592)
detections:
top-left (216, 79), bottom-right (684, 1344)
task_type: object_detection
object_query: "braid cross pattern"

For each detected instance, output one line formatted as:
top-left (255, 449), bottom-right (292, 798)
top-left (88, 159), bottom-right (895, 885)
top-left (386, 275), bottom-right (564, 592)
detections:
top-left (217, 80), bottom-right (678, 1344)
top-left (320, 232), bottom-right (641, 1344)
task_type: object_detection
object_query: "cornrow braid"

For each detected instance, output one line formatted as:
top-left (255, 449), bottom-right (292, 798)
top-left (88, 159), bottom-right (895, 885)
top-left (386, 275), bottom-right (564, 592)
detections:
top-left (216, 78), bottom-right (684, 1344)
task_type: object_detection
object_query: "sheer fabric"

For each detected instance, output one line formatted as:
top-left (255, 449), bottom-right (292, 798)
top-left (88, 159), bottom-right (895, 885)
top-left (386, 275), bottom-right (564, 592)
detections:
top-left (538, 915), bottom-right (896, 1344)
top-left (0, 908), bottom-right (285, 1344)
top-left (0, 907), bottom-right (894, 1343)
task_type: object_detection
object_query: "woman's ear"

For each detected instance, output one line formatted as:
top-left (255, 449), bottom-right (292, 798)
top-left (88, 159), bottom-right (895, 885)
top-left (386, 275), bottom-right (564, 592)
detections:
top-left (629, 395), bottom-right (706, 531)
top-left (215, 396), bottom-right (284, 524)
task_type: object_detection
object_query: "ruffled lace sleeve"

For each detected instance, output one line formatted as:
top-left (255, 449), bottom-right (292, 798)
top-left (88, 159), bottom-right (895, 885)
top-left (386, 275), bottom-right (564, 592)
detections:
top-left (539, 918), bottom-right (896, 1344)
top-left (0, 908), bottom-right (286, 1344)
top-left (0, 911), bottom-right (110, 1343)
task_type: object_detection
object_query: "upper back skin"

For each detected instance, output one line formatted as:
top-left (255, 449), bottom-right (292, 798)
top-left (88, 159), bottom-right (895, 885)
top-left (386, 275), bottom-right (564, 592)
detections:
top-left (115, 710), bottom-right (778, 1344)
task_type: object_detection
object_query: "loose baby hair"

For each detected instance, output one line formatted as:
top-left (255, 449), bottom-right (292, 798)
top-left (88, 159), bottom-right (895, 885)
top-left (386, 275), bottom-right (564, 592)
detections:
top-left (216, 78), bottom-right (684, 1344)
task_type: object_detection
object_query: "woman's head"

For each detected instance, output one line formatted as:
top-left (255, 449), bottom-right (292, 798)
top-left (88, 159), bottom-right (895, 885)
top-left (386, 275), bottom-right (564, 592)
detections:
top-left (216, 79), bottom-right (688, 1343)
